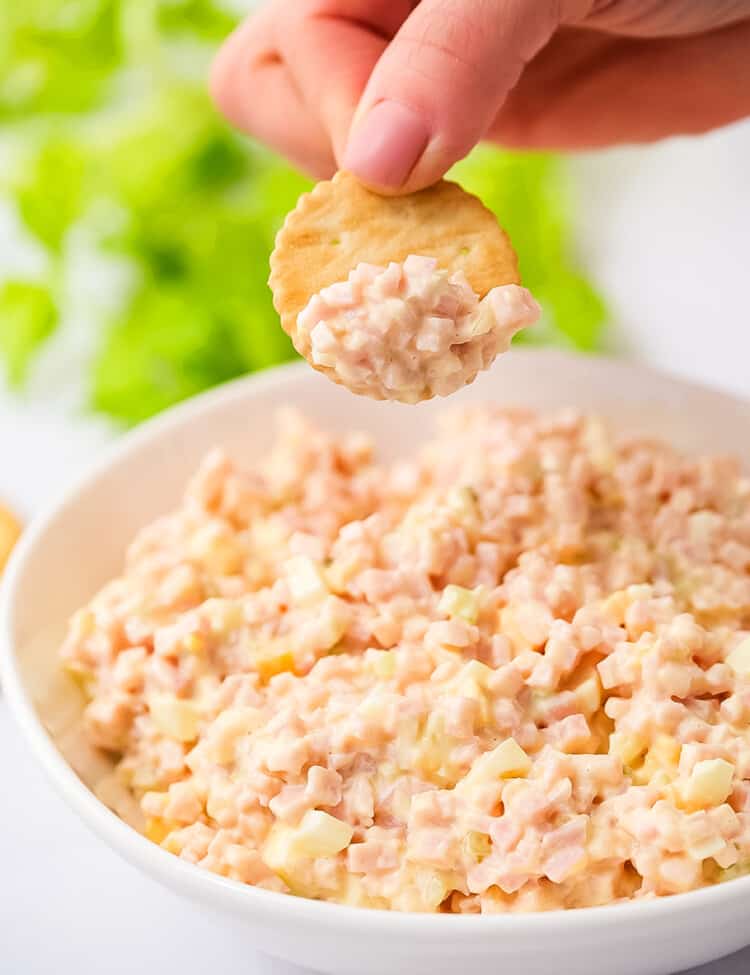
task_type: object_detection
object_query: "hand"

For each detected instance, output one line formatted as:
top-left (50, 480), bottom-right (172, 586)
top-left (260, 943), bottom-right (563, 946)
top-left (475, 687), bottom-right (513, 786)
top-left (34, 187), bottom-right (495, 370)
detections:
top-left (211, 1), bottom-right (750, 193)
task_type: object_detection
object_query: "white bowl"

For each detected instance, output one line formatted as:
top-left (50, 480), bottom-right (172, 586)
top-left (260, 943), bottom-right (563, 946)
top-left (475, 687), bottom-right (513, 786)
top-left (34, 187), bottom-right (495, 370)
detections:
top-left (3, 349), bottom-right (750, 975)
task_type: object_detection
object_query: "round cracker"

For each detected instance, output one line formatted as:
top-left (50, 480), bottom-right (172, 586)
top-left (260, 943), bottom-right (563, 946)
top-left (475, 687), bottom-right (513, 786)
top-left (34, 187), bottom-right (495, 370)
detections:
top-left (269, 171), bottom-right (520, 352)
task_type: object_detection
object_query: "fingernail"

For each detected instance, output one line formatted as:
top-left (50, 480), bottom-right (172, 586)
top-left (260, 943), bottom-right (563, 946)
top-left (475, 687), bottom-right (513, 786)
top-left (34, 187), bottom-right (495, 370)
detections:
top-left (343, 100), bottom-right (429, 189)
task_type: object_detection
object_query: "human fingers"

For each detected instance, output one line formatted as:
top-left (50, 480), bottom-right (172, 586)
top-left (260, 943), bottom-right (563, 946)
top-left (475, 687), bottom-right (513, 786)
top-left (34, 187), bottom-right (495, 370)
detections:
top-left (211, 1), bottom-right (412, 177)
top-left (342, 0), bottom-right (565, 192)
top-left (210, 3), bottom-right (337, 176)
top-left (488, 18), bottom-right (750, 150)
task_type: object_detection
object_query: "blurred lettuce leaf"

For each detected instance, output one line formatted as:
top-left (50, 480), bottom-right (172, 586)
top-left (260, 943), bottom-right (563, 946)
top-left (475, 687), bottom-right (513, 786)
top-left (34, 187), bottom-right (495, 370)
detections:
top-left (94, 86), bottom-right (251, 212)
top-left (537, 272), bottom-right (608, 351)
top-left (156, 0), bottom-right (237, 40)
top-left (1, 1), bottom-right (608, 426)
top-left (248, 157), bottom-right (314, 236)
top-left (83, 87), bottom-right (304, 423)
top-left (0, 0), bottom-right (122, 118)
top-left (91, 285), bottom-right (249, 424)
top-left (14, 138), bottom-right (86, 252)
top-left (0, 280), bottom-right (59, 388)
top-left (92, 196), bottom-right (298, 423)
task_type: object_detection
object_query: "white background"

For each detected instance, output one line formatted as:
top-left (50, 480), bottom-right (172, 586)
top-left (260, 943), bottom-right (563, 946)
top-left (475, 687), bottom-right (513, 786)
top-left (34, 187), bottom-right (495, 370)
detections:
top-left (1, 118), bottom-right (749, 973)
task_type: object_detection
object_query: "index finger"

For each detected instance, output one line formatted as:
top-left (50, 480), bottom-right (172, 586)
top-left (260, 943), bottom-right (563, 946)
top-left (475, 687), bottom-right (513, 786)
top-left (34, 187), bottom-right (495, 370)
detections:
top-left (212, 1), bottom-right (414, 173)
top-left (210, 3), bottom-right (337, 176)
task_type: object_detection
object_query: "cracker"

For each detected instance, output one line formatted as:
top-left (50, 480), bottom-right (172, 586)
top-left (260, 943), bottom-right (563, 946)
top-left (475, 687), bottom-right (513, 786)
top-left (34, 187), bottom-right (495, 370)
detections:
top-left (269, 171), bottom-right (520, 354)
top-left (0, 501), bottom-right (21, 575)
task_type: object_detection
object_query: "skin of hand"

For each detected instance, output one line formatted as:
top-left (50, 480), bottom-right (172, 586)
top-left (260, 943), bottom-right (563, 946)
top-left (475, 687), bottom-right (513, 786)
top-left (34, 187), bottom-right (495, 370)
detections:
top-left (210, 0), bottom-right (750, 194)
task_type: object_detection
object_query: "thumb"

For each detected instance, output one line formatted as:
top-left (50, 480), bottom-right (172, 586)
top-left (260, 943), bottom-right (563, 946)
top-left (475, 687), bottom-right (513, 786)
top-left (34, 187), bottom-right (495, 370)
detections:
top-left (342, 0), bottom-right (561, 193)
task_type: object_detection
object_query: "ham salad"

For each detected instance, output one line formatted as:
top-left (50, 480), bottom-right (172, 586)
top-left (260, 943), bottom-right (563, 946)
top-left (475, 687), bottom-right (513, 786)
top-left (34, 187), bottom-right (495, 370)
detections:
top-left (295, 255), bottom-right (540, 402)
top-left (61, 407), bottom-right (750, 912)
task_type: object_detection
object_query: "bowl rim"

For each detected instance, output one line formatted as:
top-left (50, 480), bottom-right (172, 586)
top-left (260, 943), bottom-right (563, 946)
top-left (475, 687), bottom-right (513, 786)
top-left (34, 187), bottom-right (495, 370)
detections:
top-left (3, 348), bottom-right (750, 937)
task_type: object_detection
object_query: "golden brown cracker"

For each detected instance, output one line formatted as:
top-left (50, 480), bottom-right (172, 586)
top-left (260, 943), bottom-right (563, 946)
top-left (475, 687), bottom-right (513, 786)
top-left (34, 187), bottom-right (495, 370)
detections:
top-left (269, 171), bottom-right (520, 352)
top-left (0, 501), bottom-right (21, 575)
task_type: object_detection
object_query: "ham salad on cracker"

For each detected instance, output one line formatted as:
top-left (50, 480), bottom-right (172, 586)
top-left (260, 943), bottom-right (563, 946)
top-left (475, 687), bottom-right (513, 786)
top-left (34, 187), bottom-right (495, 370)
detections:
top-left (269, 172), bottom-right (540, 402)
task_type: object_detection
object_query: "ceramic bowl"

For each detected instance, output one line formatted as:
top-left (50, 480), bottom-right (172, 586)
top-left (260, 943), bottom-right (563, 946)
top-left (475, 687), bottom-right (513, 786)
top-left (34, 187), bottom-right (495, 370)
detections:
top-left (3, 349), bottom-right (750, 975)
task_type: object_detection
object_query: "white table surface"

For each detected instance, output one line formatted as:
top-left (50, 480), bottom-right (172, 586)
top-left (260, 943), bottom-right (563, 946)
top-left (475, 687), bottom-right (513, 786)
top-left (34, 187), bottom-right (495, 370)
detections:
top-left (2, 119), bottom-right (749, 974)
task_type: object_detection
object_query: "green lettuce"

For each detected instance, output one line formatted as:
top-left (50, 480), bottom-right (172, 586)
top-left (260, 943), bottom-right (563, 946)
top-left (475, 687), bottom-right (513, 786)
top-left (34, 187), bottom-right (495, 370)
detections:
top-left (91, 285), bottom-right (250, 423)
top-left (0, 0), bottom-right (122, 119)
top-left (14, 138), bottom-right (86, 253)
top-left (0, 280), bottom-right (58, 388)
top-left (0, 0), bottom-right (608, 426)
